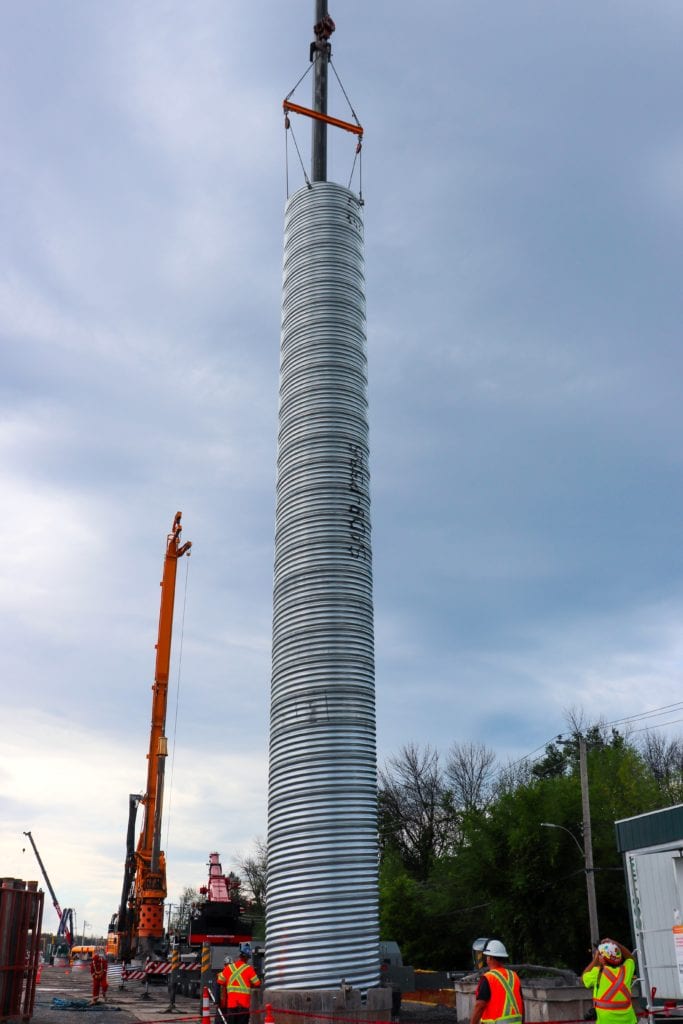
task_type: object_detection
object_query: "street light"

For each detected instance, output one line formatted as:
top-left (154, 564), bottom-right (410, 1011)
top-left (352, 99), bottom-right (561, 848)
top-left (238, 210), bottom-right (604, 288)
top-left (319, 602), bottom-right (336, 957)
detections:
top-left (540, 822), bottom-right (585, 857)
top-left (541, 821), bottom-right (599, 948)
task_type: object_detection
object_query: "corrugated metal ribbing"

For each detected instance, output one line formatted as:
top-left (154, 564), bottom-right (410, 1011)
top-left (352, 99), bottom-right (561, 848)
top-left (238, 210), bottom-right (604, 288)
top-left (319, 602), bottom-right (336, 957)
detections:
top-left (266, 182), bottom-right (379, 990)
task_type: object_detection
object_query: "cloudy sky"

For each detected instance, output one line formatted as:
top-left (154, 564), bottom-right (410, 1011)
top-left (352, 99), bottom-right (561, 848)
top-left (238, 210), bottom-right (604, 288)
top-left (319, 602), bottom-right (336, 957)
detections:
top-left (2, 1), bottom-right (682, 937)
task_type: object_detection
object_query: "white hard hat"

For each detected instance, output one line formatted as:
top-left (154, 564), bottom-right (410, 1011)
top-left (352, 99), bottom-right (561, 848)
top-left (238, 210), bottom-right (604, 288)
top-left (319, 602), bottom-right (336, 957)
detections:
top-left (483, 940), bottom-right (509, 958)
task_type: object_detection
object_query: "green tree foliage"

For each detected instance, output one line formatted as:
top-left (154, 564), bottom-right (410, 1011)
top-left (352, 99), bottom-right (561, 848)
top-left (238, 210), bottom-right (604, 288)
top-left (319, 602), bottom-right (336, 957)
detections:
top-left (379, 851), bottom-right (429, 968)
top-left (378, 740), bottom-right (498, 968)
top-left (378, 722), bottom-right (679, 974)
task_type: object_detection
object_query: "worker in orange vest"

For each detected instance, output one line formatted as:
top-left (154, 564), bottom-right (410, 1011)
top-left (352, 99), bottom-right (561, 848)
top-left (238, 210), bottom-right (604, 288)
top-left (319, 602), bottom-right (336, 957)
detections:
top-left (217, 946), bottom-right (261, 1024)
top-left (582, 938), bottom-right (637, 1024)
top-left (90, 948), bottom-right (108, 1004)
top-left (470, 940), bottom-right (523, 1024)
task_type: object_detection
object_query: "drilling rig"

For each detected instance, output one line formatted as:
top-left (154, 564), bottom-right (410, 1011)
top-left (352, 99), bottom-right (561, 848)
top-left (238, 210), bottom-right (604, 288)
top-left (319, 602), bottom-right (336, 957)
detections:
top-left (107, 512), bottom-right (191, 961)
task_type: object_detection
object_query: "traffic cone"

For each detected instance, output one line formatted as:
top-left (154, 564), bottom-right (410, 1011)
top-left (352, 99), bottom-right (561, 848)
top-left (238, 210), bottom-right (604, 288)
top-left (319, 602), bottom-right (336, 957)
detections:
top-left (265, 1004), bottom-right (275, 1024)
top-left (202, 986), bottom-right (211, 1024)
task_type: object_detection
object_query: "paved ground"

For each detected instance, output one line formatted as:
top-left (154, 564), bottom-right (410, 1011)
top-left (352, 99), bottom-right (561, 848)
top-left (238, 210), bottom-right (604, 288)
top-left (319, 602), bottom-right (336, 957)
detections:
top-left (29, 966), bottom-right (455, 1024)
top-left (30, 963), bottom-right (202, 1024)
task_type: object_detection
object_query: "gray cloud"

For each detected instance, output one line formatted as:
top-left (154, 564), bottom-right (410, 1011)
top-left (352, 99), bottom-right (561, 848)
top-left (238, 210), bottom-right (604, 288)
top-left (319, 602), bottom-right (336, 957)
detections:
top-left (1, 0), bottom-right (681, 932)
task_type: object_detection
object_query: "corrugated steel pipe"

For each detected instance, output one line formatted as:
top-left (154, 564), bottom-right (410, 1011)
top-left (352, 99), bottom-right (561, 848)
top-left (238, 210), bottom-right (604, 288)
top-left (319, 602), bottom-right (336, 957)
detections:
top-left (266, 182), bottom-right (379, 990)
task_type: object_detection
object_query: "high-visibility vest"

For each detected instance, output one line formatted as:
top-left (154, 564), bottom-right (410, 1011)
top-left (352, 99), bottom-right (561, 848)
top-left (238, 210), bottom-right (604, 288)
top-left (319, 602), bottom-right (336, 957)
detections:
top-left (481, 968), bottom-right (523, 1024)
top-left (593, 966), bottom-right (633, 1011)
top-left (218, 960), bottom-right (260, 1008)
top-left (91, 956), bottom-right (107, 980)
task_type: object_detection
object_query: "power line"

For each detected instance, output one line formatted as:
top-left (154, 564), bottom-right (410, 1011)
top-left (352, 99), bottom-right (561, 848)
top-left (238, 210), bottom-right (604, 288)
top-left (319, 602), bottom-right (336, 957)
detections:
top-left (604, 702), bottom-right (683, 729)
top-left (631, 715), bottom-right (683, 735)
top-left (506, 701), bottom-right (683, 771)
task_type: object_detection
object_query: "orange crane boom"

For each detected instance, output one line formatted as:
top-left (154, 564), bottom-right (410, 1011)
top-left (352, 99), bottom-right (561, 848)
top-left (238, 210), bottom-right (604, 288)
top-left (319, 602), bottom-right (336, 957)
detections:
top-left (113, 512), bottom-right (191, 960)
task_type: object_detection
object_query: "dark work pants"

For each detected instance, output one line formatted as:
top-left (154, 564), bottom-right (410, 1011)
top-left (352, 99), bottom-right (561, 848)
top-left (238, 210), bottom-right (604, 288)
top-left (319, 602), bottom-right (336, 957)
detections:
top-left (227, 1007), bottom-right (249, 1024)
top-left (217, 1009), bottom-right (248, 1024)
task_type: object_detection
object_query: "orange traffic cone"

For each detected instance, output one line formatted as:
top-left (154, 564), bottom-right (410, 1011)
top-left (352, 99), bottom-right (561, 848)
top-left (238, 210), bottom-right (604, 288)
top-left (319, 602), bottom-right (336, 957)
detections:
top-left (202, 986), bottom-right (211, 1024)
top-left (265, 1004), bottom-right (275, 1024)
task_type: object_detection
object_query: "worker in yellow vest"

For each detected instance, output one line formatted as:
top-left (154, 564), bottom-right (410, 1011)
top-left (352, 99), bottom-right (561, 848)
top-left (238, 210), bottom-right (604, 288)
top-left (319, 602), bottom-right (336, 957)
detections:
top-left (217, 946), bottom-right (261, 1024)
top-left (470, 940), bottom-right (524, 1024)
top-left (582, 938), bottom-right (637, 1024)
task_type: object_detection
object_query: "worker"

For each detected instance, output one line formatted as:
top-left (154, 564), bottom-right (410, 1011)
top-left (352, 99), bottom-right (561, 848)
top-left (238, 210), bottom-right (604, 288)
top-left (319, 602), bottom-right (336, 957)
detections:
top-left (582, 938), bottom-right (637, 1024)
top-left (216, 956), bottom-right (232, 1024)
top-left (470, 939), bottom-right (523, 1024)
top-left (217, 946), bottom-right (261, 1024)
top-left (90, 947), bottom-right (108, 1004)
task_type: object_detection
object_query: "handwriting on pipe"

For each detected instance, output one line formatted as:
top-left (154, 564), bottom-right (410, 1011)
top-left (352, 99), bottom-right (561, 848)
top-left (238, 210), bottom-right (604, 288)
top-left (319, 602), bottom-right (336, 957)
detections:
top-left (349, 443), bottom-right (370, 561)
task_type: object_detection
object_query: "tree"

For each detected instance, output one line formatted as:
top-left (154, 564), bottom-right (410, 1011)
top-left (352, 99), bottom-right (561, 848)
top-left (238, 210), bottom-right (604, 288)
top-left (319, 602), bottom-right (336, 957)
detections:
top-left (237, 838), bottom-right (267, 917)
top-left (445, 741), bottom-right (497, 813)
top-left (379, 743), bottom-right (458, 879)
top-left (446, 726), bottom-right (662, 969)
top-left (531, 717), bottom-right (627, 781)
top-left (170, 886), bottom-right (199, 933)
top-left (638, 732), bottom-right (683, 805)
top-left (494, 756), bottom-right (533, 797)
top-left (378, 850), bottom-right (428, 966)
top-left (531, 738), bottom-right (569, 780)
top-left (376, 721), bottom-right (682, 972)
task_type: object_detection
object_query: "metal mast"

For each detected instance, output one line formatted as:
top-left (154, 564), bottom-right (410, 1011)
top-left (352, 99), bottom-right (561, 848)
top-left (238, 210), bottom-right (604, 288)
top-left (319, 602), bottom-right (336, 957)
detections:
top-left (311, 1), bottom-right (334, 182)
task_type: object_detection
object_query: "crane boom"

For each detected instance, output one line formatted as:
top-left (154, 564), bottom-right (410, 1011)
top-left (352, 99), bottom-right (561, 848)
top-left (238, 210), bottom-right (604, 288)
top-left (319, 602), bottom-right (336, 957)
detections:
top-left (23, 830), bottom-right (74, 947)
top-left (115, 512), bottom-right (191, 960)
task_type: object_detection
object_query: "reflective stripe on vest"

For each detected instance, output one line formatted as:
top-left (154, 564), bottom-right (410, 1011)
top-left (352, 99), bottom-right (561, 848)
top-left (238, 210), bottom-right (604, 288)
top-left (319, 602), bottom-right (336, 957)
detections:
top-left (482, 969), bottom-right (523, 1024)
top-left (594, 966), bottom-right (632, 1011)
top-left (227, 963), bottom-right (252, 994)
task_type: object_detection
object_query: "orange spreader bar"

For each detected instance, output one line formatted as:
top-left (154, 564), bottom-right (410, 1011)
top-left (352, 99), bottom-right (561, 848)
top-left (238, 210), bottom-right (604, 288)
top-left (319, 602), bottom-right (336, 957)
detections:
top-left (283, 99), bottom-right (363, 137)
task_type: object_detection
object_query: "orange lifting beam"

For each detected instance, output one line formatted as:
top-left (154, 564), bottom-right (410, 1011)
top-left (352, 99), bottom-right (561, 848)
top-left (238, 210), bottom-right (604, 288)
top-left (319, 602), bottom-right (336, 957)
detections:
top-left (283, 99), bottom-right (363, 137)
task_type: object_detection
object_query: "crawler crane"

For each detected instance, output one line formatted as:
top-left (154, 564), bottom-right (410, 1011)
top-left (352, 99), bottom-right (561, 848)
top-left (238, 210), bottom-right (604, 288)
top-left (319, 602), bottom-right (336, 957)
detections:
top-left (22, 830), bottom-right (74, 952)
top-left (107, 512), bottom-right (191, 961)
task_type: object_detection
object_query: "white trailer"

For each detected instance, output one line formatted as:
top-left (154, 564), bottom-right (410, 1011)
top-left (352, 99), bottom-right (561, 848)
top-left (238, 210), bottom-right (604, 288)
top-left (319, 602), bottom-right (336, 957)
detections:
top-left (616, 805), bottom-right (683, 1011)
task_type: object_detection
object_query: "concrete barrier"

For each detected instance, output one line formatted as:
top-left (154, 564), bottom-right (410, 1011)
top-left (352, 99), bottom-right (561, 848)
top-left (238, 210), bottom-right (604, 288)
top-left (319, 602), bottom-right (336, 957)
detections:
top-left (454, 977), bottom-right (593, 1023)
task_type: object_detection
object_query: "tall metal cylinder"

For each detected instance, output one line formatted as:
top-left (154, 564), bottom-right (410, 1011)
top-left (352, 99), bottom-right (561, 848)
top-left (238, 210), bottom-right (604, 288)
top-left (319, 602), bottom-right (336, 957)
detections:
top-left (266, 181), bottom-right (378, 990)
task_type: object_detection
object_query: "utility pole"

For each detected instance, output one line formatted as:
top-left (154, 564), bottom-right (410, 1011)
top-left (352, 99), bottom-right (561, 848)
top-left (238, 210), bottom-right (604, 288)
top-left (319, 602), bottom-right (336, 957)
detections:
top-left (579, 736), bottom-right (600, 948)
top-left (311, 1), bottom-right (334, 181)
